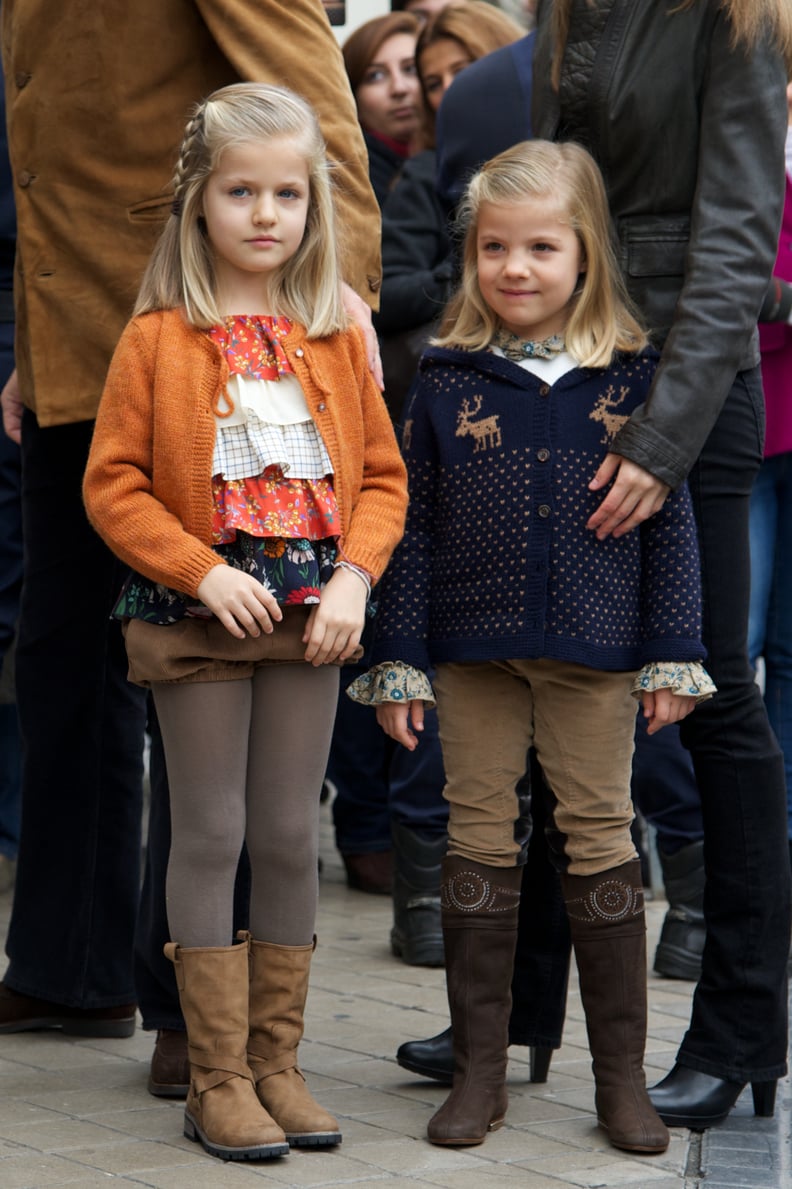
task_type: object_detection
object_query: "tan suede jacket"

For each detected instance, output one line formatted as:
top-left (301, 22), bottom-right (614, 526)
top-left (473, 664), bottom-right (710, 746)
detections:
top-left (2, 0), bottom-right (381, 426)
top-left (83, 310), bottom-right (408, 597)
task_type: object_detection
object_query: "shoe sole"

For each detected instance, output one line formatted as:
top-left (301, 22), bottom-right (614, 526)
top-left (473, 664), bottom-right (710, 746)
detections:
top-left (396, 1054), bottom-right (452, 1084)
top-left (390, 932), bottom-right (445, 968)
top-left (428, 1117), bottom-right (504, 1146)
top-left (147, 1078), bottom-right (189, 1099)
top-left (654, 943), bottom-right (702, 981)
top-left (184, 1114), bottom-right (289, 1160)
top-left (286, 1131), bottom-right (343, 1147)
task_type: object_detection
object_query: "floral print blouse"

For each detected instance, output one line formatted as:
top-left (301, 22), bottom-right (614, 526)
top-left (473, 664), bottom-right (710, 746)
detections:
top-left (113, 314), bottom-right (340, 624)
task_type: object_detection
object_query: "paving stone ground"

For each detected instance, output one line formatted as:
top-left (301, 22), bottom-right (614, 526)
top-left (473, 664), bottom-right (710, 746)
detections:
top-left (0, 795), bottom-right (788, 1189)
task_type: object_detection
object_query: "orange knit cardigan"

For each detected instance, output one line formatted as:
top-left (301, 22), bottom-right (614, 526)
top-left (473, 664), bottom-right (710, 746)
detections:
top-left (83, 309), bottom-right (408, 598)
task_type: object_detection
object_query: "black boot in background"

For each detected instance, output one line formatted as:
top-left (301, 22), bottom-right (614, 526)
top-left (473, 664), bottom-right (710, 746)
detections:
top-left (390, 821), bottom-right (446, 967)
top-left (653, 840), bottom-right (705, 980)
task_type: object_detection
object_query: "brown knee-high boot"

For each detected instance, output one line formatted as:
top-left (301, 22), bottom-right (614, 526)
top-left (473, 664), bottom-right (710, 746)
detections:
top-left (561, 859), bottom-right (669, 1154)
top-left (164, 940), bottom-right (289, 1162)
top-left (427, 855), bottom-right (522, 1146)
top-left (244, 934), bottom-right (342, 1148)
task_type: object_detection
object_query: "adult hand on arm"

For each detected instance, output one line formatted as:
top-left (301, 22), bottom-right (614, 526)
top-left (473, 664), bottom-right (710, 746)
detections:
top-left (303, 566), bottom-right (368, 666)
top-left (587, 453), bottom-right (670, 539)
top-left (196, 565), bottom-right (283, 640)
top-left (641, 688), bottom-right (696, 736)
top-left (376, 699), bottom-right (426, 750)
top-left (1, 368), bottom-right (23, 444)
top-left (342, 283), bottom-right (384, 389)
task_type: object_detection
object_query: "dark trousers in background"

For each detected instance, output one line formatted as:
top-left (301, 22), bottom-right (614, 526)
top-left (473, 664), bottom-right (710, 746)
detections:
top-left (4, 412), bottom-right (147, 1007)
top-left (329, 662), bottom-right (449, 855)
top-left (678, 368), bottom-right (790, 1083)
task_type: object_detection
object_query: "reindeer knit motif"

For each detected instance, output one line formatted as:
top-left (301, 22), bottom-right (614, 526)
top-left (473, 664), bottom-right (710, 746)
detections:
top-left (371, 344), bottom-right (705, 675)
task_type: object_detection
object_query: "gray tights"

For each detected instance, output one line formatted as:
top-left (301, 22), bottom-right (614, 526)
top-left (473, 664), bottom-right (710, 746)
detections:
top-left (152, 663), bottom-right (339, 948)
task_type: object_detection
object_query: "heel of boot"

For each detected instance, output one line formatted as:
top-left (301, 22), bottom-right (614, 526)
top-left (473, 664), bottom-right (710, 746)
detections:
top-left (752, 1080), bottom-right (777, 1117)
top-left (529, 1045), bottom-right (553, 1083)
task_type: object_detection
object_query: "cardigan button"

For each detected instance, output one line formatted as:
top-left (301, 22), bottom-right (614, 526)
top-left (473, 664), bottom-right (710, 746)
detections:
top-left (539, 384), bottom-right (550, 397)
top-left (295, 347), bottom-right (304, 357)
top-left (537, 504), bottom-right (551, 518)
top-left (318, 402), bottom-right (326, 412)
top-left (17, 170), bottom-right (33, 187)
top-left (536, 448), bottom-right (550, 462)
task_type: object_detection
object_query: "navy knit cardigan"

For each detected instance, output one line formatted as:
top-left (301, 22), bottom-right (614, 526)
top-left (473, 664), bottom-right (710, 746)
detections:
top-left (371, 345), bottom-right (706, 675)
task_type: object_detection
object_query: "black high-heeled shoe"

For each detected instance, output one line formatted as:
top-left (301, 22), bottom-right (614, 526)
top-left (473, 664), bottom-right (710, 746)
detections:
top-left (648, 1063), bottom-right (777, 1129)
top-left (396, 1025), bottom-right (554, 1085)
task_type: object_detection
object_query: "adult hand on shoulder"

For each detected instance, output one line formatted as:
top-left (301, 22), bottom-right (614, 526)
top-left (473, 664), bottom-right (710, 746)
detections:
top-left (1, 368), bottom-right (23, 444)
top-left (303, 566), bottom-right (367, 666)
top-left (641, 688), bottom-right (696, 736)
top-left (587, 453), bottom-right (670, 539)
top-left (341, 282), bottom-right (384, 389)
top-left (376, 699), bottom-right (426, 750)
top-left (196, 564), bottom-right (282, 640)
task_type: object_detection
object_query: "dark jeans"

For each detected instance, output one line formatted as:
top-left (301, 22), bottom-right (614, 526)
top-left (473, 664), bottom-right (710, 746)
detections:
top-left (4, 412), bottom-right (147, 1007)
top-left (632, 715), bottom-right (704, 855)
top-left (329, 663), bottom-right (449, 852)
top-left (677, 368), bottom-right (790, 1082)
top-left (509, 765), bottom-right (571, 1046)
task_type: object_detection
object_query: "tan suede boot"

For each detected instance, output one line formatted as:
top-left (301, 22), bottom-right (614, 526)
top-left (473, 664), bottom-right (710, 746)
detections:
top-left (427, 856), bottom-right (522, 1146)
top-left (164, 940), bottom-right (289, 1161)
top-left (243, 933), bottom-right (342, 1147)
top-left (561, 859), bottom-right (670, 1154)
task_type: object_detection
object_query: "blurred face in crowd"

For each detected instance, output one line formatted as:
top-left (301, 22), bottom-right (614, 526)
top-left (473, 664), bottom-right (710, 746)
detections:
top-left (354, 32), bottom-right (421, 142)
top-left (419, 36), bottom-right (473, 112)
top-left (404, 0), bottom-right (454, 21)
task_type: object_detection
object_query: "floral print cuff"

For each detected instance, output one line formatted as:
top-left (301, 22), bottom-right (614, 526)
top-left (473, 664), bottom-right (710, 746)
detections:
top-left (631, 661), bottom-right (716, 703)
top-left (346, 661), bottom-right (436, 708)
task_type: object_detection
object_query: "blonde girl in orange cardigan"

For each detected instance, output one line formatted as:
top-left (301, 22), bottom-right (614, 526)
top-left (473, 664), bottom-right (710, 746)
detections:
top-left (84, 83), bottom-right (407, 1164)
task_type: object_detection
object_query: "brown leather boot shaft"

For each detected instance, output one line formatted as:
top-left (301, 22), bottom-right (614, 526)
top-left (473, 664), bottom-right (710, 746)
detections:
top-left (427, 856), bottom-right (522, 1146)
top-left (244, 934), bottom-right (342, 1147)
top-left (561, 860), bottom-right (669, 1154)
top-left (164, 939), bottom-right (288, 1161)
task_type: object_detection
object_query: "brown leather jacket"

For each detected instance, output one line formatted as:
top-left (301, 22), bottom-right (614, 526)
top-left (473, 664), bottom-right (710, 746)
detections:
top-left (2, 0), bottom-right (381, 427)
top-left (532, 0), bottom-right (788, 487)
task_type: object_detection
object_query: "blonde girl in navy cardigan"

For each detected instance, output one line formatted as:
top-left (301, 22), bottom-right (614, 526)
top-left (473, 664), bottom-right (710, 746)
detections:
top-left (350, 140), bottom-right (713, 1156)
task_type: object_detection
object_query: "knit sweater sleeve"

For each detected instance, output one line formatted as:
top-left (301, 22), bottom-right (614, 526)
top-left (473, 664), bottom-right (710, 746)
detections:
top-left (83, 319), bottom-right (223, 597)
top-left (637, 478), bottom-right (706, 665)
top-left (328, 327), bottom-right (408, 584)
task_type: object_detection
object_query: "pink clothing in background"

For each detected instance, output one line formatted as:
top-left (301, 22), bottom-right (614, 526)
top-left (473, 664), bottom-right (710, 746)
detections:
top-left (759, 175), bottom-right (792, 457)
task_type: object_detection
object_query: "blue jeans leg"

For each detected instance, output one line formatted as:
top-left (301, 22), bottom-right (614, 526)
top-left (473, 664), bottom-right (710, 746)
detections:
top-left (4, 413), bottom-right (147, 1007)
top-left (748, 451), bottom-right (792, 839)
top-left (678, 369), bottom-right (790, 1082)
top-left (631, 714), bottom-right (704, 854)
top-left (329, 664), bottom-right (392, 854)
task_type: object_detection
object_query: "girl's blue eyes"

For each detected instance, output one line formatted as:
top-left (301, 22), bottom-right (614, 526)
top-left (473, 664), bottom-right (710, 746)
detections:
top-left (227, 187), bottom-right (300, 199)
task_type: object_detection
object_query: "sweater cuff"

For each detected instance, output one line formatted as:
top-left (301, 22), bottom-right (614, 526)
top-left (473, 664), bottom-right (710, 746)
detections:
top-left (631, 661), bottom-right (716, 703)
top-left (346, 661), bottom-right (436, 708)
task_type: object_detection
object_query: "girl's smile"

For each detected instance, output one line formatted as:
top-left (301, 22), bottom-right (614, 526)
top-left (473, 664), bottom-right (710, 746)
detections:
top-left (476, 197), bottom-right (584, 341)
top-left (201, 136), bottom-right (310, 309)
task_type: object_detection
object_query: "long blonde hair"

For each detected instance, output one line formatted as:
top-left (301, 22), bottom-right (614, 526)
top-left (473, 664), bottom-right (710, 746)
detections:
top-left (551, 0), bottom-right (792, 85)
top-left (134, 82), bottom-right (348, 336)
top-left (434, 139), bottom-right (646, 367)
